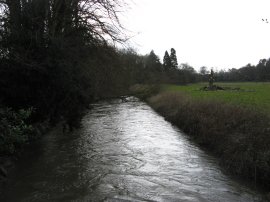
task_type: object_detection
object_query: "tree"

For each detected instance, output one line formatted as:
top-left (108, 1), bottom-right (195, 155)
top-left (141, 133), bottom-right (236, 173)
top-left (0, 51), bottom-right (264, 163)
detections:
top-left (170, 48), bottom-right (178, 69)
top-left (143, 50), bottom-right (162, 83)
top-left (163, 50), bottom-right (171, 70)
top-left (0, 0), bottom-right (127, 126)
top-left (180, 63), bottom-right (195, 73)
top-left (199, 66), bottom-right (208, 75)
top-left (146, 50), bottom-right (162, 69)
top-left (178, 63), bottom-right (197, 83)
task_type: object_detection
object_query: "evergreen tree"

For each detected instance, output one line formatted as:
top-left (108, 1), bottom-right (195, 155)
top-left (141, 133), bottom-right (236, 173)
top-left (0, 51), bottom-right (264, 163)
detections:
top-left (147, 50), bottom-right (162, 69)
top-left (163, 50), bottom-right (172, 70)
top-left (170, 48), bottom-right (178, 69)
top-left (143, 50), bottom-right (162, 83)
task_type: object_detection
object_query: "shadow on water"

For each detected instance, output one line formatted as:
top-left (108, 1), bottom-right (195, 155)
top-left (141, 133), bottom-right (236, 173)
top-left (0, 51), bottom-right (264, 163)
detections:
top-left (0, 97), bottom-right (268, 202)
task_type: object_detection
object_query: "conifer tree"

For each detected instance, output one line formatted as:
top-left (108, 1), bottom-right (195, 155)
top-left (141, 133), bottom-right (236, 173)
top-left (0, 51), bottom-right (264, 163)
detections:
top-left (146, 50), bottom-right (162, 70)
top-left (163, 50), bottom-right (171, 70)
top-left (170, 48), bottom-right (178, 69)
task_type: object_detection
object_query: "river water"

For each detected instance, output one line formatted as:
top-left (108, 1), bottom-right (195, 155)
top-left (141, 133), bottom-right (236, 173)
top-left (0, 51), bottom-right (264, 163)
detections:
top-left (0, 97), bottom-right (267, 201)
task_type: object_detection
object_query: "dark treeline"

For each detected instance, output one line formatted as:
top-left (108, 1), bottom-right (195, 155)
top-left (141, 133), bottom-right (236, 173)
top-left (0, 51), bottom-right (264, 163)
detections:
top-left (122, 48), bottom-right (197, 85)
top-left (199, 59), bottom-right (270, 82)
top-left (130, 53), bottom-right (270, 85)
top-left (216, 59), bottom-right (270, 82)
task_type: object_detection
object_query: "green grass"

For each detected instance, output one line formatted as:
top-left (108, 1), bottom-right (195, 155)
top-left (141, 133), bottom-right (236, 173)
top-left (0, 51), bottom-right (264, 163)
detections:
top-left (162, 82), bottom-right (270, 113)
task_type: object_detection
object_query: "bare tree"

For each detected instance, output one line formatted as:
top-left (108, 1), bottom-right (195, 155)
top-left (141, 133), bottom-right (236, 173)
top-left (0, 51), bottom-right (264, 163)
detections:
top-left (0, 0), bottom-right (127, 44)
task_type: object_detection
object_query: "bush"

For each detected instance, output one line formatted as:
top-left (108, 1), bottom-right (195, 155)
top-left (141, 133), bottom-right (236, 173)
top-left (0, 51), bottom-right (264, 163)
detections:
top-left (130, 84), bottom-right (160, 100)
top-left (0, 107), bottom-right (34, 155)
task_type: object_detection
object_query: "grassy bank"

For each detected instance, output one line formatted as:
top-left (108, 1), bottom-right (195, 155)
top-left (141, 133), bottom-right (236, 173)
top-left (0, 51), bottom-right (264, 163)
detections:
top-left (163, 82), bottom-right (270, 113)
top-left (131, 84), bottom-right (270, 189)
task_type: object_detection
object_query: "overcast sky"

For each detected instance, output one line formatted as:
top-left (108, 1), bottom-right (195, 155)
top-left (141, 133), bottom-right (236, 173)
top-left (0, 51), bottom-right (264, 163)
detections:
top-left (121, 0), bottom-right (270, 71)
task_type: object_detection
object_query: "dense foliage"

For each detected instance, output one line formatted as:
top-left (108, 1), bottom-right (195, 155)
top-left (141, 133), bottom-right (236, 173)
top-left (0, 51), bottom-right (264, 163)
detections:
top-left (0, 0), bottom-right (135, 154)
top-left (0, 0), bottom-right (128, 125)
top-left (0, 107), bottom-right (33, 154)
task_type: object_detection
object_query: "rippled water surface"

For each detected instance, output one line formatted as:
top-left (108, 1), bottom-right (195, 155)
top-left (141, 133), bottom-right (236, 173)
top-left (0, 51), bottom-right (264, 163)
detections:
top-left (0, 97), bottom-right (267, 201)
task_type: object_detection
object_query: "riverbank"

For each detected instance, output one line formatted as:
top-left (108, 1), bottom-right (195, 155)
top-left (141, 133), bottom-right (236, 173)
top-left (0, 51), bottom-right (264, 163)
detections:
top-left (131, 84), bottom-right (270, 191)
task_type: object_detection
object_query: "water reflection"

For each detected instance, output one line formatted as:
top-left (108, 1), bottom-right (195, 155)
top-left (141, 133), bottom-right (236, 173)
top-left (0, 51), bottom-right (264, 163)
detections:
top-left (0, 97), bottom-right (266, 201)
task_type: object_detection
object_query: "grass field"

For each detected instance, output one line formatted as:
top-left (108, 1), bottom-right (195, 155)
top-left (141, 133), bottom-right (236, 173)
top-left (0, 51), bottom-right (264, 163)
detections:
top-left (162, 82), bottom-right (270, 113)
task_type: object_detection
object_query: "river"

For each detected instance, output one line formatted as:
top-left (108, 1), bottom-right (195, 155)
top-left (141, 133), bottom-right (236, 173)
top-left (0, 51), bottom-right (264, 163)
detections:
top-left (0, 97), bottom-right (267, 201)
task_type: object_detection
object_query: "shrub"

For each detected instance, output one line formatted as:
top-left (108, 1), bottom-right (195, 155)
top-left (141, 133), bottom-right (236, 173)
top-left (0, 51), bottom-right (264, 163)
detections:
top-left (0, 107), bottom-right (34, 155)
top-left (130, 84), bottom-right (160, 100)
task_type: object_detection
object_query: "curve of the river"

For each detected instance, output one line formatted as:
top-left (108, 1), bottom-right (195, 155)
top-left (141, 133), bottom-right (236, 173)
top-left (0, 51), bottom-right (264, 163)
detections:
top-left (0, 97), bottom-right (267, 201)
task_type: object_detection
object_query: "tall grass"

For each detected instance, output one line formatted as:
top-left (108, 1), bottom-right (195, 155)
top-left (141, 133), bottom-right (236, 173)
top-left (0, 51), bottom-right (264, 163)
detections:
top-left (148, 91), bottom-right (270, 188)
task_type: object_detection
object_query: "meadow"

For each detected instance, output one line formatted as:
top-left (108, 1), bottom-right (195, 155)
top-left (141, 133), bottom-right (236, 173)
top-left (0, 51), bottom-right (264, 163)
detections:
top-left (162, 82), bottom-right (270, 113)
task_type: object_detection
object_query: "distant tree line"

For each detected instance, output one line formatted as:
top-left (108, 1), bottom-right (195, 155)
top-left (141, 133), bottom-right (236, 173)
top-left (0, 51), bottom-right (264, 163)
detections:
top-left (216, 59), bottom-right (270, 82)
top-left (120, 48), bottom-right (197, 85)
top-left (198, 59), bottom-right (270, 82)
